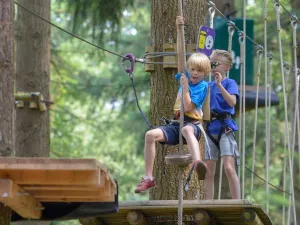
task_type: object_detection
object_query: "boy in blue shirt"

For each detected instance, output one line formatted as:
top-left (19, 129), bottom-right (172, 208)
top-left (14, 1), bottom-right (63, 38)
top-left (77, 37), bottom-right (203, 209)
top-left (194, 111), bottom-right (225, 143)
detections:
top-left (204, 49), bottom-right (241, 199)
top-left (135, 52), bottom-right (211, 193)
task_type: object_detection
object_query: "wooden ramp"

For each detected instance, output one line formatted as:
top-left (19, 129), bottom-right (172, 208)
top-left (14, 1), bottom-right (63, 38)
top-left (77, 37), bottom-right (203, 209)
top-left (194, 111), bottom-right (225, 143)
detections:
top-left (0, 157), bottom-right (117, 220)
top-left (96, 200), bottom-right (272, 225)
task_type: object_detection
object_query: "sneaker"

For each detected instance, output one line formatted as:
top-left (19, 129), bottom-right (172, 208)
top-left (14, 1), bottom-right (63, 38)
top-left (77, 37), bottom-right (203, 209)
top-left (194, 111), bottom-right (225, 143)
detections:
top-left (135, 178), bottom-right (157, 193)
top-left (194, 160), bottom-right (207, 180)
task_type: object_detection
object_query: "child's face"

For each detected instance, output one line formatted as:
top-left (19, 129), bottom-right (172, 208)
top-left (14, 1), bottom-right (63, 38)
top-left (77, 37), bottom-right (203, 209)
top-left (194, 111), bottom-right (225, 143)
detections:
top-left (210, 55), bottom-right (231, 76)
top-left (188, 66), bottom-right (205, 84)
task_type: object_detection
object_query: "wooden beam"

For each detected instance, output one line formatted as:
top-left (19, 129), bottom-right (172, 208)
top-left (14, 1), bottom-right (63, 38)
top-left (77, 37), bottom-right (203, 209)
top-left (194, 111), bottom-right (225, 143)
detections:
top-left (241, 208), bottom-right (264, 225)
top-left (0, 170), bottom-right (102, 186)
top-left (37, 195), bottom-right (115, 202)
top-left (0, 179), bottom-right (42, 219)
top-left (193, 209), bottom-right (211, 225)
top-left (127, 211), bottom-right (148, 225)
top-left (0, 157), bottom-right (105, 171)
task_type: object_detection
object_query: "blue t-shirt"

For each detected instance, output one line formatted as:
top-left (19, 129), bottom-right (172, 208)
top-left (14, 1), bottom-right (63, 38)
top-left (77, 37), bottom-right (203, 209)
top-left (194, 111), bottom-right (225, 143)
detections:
top-left (174, 73), bottom-right (208, 120)
top-left (207, 78), bottom-right (239, 134)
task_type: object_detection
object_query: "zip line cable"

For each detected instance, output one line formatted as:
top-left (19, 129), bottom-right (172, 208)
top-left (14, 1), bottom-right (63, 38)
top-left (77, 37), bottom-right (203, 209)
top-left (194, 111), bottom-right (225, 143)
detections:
top-left (207, 1), bottom-right (299, 72)
top-left (15, 1), bottom-right (128, 60)
top-left (277, 0), bottom-right (300, 24)
top-left (15, 1), bottom-right (299, 71)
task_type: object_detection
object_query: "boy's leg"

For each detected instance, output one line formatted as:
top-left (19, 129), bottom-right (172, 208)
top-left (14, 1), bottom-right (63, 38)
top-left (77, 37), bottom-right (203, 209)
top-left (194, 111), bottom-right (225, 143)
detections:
top-left (144, 128), bottom-right (165, 177)
top-left (219, 133), bottom-right (241, 199)
top-left (182, 124), bottom-right (207, 180)
top-left (203, 160), bottom-right (216, 200)
top-left (204, 135), bottom-right (219, 199)
top-left (181, 125), bottom-right (200, 160)
top-left (222, 156), bottom-right (241, 199)
top-left (135, 128), bottom-right (165, 193)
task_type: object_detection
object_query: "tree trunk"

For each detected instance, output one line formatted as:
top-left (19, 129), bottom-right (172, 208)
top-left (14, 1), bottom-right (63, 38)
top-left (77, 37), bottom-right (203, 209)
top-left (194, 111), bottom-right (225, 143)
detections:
top-left (0, 0), bottom-right (14, 223)
top-left (15, 0), bottom-right (51, 158)
top-left (149, 0), bottom-right (206, 201)
top-left (15, 1), bottom-right (50, 224)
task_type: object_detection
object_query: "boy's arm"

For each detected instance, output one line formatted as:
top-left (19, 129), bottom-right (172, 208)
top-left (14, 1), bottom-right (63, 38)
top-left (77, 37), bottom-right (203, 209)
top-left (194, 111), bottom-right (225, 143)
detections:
top-left (180, 73), bottom-right (196, 112)
top-left (217, 83), bottom-right (236, 107)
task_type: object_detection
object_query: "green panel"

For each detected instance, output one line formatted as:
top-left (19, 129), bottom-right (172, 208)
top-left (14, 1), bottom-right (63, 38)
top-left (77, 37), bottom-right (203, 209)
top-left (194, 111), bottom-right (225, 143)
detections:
top-left (214, 17), bottom-right (254, 85)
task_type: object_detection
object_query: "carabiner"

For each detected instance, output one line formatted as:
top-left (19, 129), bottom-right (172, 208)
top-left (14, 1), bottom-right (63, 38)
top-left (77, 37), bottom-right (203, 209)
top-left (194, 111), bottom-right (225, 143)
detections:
top-left (122, 53), bottom-right (135, 74)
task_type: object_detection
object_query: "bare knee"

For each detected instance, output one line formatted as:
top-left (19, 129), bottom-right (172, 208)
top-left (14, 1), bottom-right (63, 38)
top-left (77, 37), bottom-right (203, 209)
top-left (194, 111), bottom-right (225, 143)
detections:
top-left (145, 129), bottom-right (163, 143)
top-left (181, 125), bottom-right (194, 138)
top-left (224, 164), bottom-right (236, 179)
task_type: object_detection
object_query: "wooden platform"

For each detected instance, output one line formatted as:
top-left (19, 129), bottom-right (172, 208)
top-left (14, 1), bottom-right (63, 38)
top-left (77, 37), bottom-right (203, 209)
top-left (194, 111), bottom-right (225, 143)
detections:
top-left (0, 157), bottom-right (116, 220)
top-left (96, 200), bottom-right (273, 225)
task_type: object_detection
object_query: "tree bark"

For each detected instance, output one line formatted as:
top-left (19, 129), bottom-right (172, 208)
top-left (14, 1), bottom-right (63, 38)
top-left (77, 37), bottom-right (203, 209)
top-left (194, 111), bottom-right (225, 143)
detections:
top-left (149, 0), bottom-right (206, 201)
top-left (0, 0), bottom-right (14, 223)
top-left (15, 1), bottom-right (50, 225)
top-left (15, 0), bottom-right (51, 158)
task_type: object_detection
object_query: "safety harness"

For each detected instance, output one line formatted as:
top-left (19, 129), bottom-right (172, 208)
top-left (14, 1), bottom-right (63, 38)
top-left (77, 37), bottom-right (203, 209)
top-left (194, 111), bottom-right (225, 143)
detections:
top-left (206, 110), bottom-right (233, 149)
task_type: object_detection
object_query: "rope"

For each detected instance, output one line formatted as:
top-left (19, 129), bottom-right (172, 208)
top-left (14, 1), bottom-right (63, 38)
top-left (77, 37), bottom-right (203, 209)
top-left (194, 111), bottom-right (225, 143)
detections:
top-left (206, 1), bottom-right (299, 73)
top-left (250, 46), bottom-right (263, 203)
top-left (227, 22), bottom-right (235, 54)
top-left (227, 21), bottom-right (235, 81)
top-left (238, 31), bottom-right (246, 200)
top-left (278, 1), bottom-right (300, 24)
top-left (274, 3), bottom-right (297, 224)
top-left (176, 1), bottom-right (186, 224)
top-left (282, 62), bottom-right (291, 225)
top-left (208, 1), bottom-right (215, 83)
top-left (242, 1), bottom-right (247, 200)
top-left (289, 16), bottom-right (299, 225)
top-left (266, 52), bottom-right (273, 214)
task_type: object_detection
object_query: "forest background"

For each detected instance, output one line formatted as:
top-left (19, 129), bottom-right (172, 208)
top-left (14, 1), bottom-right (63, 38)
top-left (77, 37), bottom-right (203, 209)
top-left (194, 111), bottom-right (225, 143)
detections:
top-left (8, 0), bottom-right (299, 224)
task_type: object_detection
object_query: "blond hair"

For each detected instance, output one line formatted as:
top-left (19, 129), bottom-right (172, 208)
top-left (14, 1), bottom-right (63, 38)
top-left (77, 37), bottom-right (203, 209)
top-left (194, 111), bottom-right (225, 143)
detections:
top-left (211, 49), bottom-right (233, 68)
top-left (186, 53), bottom-right (211, 75)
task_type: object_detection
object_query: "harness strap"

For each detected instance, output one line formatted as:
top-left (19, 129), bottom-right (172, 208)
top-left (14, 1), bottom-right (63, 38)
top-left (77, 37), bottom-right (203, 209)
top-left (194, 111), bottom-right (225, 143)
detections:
top-left (206, 111), bottom-right (233, 149)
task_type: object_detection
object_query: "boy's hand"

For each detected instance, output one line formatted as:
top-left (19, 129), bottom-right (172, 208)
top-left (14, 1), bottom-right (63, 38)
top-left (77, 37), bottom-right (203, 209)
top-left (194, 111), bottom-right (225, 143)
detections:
top-left (180, 73), bottom-right (188, 87)
top-left (176, 16), bottom-right (184, 26)
top-left (214, 72), bottom-right (222, 86)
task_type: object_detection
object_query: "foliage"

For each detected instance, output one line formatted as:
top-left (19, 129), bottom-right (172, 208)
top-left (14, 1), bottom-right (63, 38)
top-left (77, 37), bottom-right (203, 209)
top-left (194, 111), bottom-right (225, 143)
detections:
top-left (54, 0), bottom-right (134, 45)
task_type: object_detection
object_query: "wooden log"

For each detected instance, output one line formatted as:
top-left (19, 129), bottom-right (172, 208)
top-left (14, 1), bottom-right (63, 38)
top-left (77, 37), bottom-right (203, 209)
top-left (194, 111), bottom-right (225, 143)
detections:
top-left (79, 217), bottom-right (105, 225)
top-left (145, 46), bottom-right (155, 72)
top-left (127, 211), bottom-right (148, 225)
top-left (16, 101), bottom-right (24, 108)
top-left (241, 208), bottom-right (263, 225)
top-left (193, 209), bottom-right (211, 225)
top-left (163, 43), bottom-right (177, 69)
top-left (165, 153), bottom-right (193, 167)
top-left (15, 92), bottom-right (40, 101)
top-left (38, 95), bottom-right (47, 112)
top-left (186, 43), bottom-right (196, 54)
top-left (0, 179), bottom-right (42, 219)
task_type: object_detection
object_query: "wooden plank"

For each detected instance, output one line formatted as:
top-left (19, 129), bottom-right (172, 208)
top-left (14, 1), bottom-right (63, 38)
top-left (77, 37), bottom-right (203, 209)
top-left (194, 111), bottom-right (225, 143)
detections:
top-left (37, 194), bottom-right (115, 202)
top-left (95, 200), bottom-right (273, 225)
top-left (0, 179), bottom-right (42, 219)
top-left (30, 180), bottom-right (112, 199)
top-left (23, 185), bottom-right (105, 191)
top-left (0, 157), bottom-right (105, 171)
top-left (0, 170), bottom-right (102, 186)
top-left (120, 200), bottom-right (252, 208)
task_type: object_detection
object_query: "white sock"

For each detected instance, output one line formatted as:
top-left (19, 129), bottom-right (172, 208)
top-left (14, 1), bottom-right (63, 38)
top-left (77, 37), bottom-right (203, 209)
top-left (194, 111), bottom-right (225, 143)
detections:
top-left (144, 176), bottom-right (154, 181)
